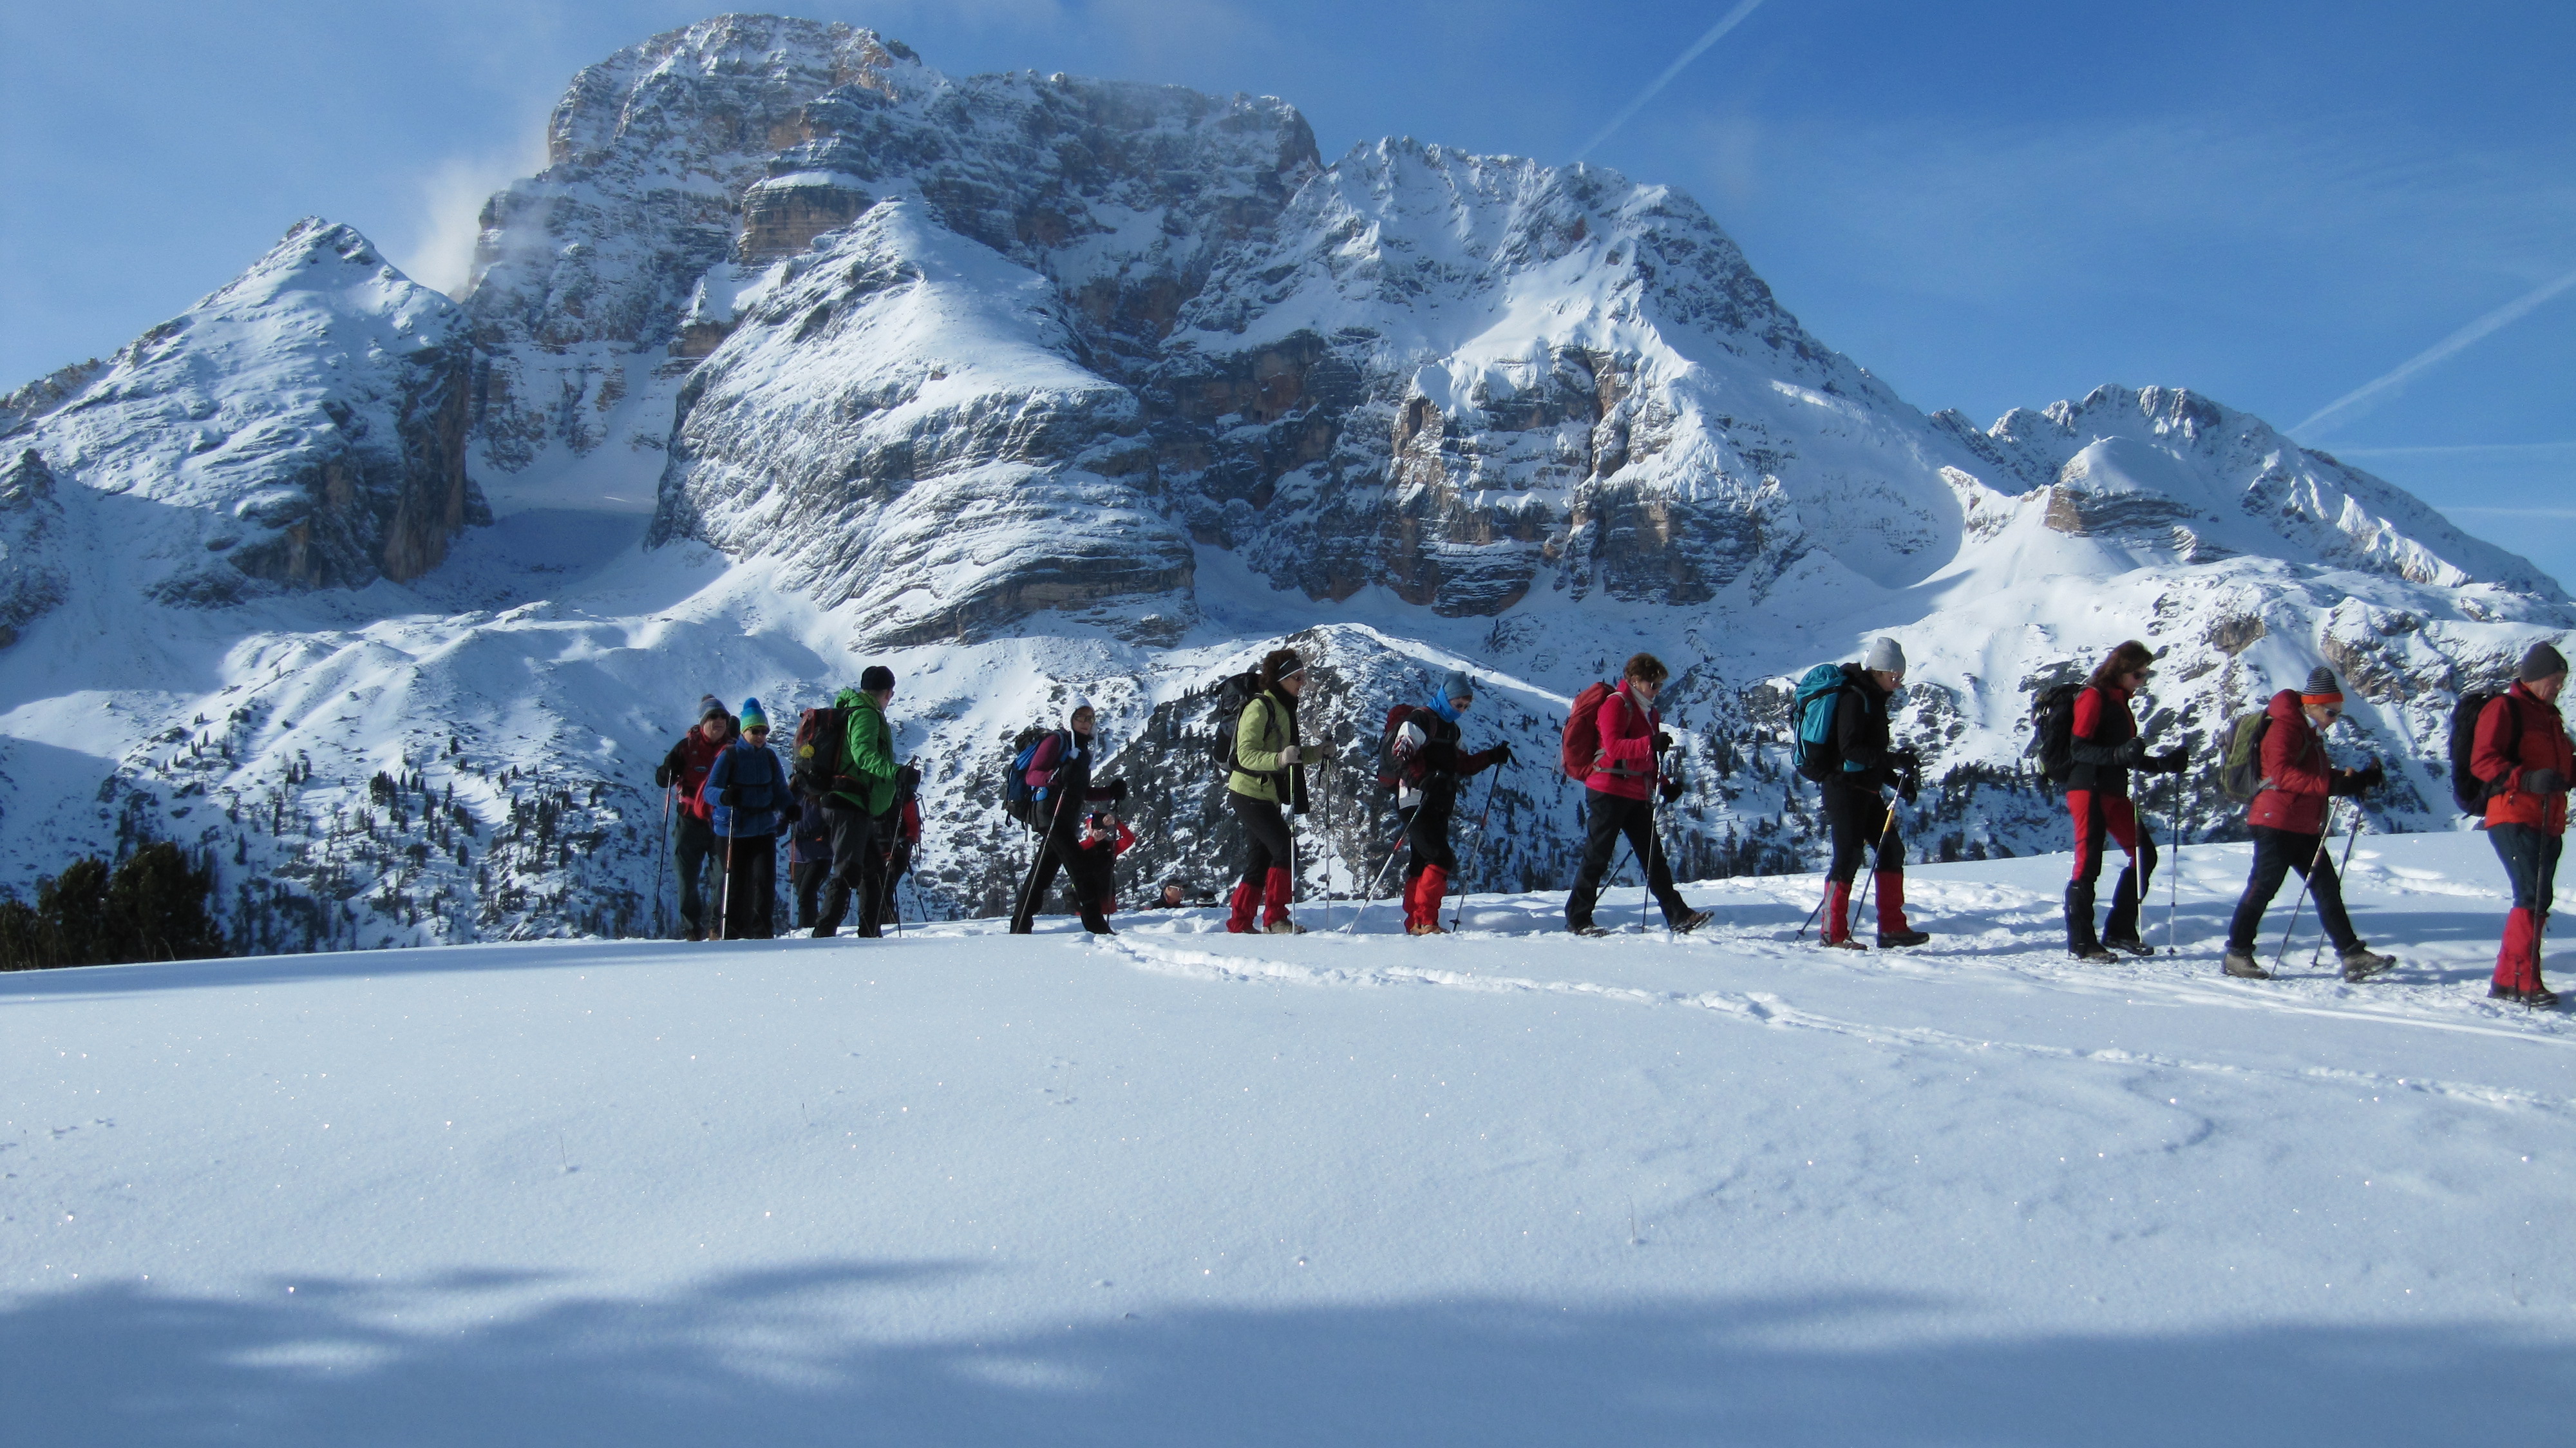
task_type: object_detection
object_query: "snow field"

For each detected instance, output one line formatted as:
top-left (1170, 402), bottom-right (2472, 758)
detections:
top-left (3, 832), bottom-right (2571, 1445)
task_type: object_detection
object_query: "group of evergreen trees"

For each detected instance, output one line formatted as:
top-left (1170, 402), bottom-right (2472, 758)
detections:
top-left (0, 841), bottom-right (225, 971)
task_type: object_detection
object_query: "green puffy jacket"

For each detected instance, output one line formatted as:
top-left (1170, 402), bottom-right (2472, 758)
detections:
top-left (832, 688), bottom-right (898, 813)
top-left (1227, 689), bottom-right (1305, 809)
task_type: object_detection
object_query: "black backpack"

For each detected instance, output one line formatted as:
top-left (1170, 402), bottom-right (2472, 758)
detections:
top-left (2447, 689), bottom-right (2520, 813)
top-left (1208, 670), bottom-right (1265, 777)
top-left (2029, 682), bottom-right (2083, 785)
top-left (789, 706), bottom-right (848, 796)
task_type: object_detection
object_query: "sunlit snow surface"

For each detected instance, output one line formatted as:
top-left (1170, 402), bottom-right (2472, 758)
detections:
top-left (5, 831), bottom-right (2570, 1444)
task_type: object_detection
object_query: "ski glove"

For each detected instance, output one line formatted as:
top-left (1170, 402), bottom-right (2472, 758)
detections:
top-left (1103, 777), bottom-right (1130, 804)
top-left (2151, 748), bottom-right (2190, 775)
top-left (1899, 767), bottom-right (1922, 806)
top-left (655, 763), bottom-right (675, 788)
top-left (1654, 730), bottom-right (1674, 753)
top-left (1274, 744), bottom-right (1302, 766)
top-left (1490, 741), bottom-right (1515, 765)
top-left (2524, 767), bottom-right (2567, 796)
top-left (1660, 774), bottom-right (1686, 803)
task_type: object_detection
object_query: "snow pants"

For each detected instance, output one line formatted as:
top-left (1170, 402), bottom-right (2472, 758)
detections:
top-left (813, 800), bottom-right (883, 937)
top-left (2226, 825), bottom-right (2358, 955)
top-left (1226, 791), bottom-right (1296, 931)
top-left (2490, 823), bottom-right (2561, 993)
top-left (1565, 792), bottom-right (1691, 930)
top-left (1822, 775), bottom-right (1902, 884)
top-left (674, 812), bottom-right (715, 938)
top-left (791, 858), bottom-right (830, 930)
top-left (2066, 788), bottom-right (2156, 949)
top-left (1010, 816), bottom-right (1112, 935)
top-left (710, 833), bottom-right (776, 940)
top-left (1401, 794), bottom-right (1459, 929)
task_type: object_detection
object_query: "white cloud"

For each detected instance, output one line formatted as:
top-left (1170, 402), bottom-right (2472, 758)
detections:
top-left (388, 130), bottom-right (553, 299)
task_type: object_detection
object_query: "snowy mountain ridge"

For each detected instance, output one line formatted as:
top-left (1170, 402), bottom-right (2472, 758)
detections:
top-left (0, 13), bottom-right (2566, 948)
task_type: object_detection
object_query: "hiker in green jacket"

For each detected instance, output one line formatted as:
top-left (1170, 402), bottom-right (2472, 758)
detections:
top-left (1225, 647), bottom-right (1311, 934)
top-left (815, 665), bottom-right (900, 938)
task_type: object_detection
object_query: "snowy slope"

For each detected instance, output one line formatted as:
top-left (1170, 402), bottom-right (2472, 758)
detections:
top-left (5, 833), bottom-right (2570, 1444)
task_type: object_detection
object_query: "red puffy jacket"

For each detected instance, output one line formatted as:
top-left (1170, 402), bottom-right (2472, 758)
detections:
top-left (665, 727), bottom-right (729, 823)
top-left (1586, 681), bottom-right (1663, 803)
top-left (2474, 683), bottom-right (2573, 835)
top-left (2244, 690), bottom-right (2334, 835)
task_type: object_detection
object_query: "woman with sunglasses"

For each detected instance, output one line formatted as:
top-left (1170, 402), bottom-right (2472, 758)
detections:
top-left (2221, 667), bottom-right (2392, 980)
top-left (2063, 640), bottom-right (2188, 960)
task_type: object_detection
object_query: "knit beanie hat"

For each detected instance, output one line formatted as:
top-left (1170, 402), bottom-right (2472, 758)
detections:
top-left (1861, 636), bottom-right (1906, 674)
top-left (739, 697), bottom-right (767, 731)
top-left (2520, 640), bottom-right (2569, 682)
top-left (698, 694), bottom-right (728, 723)
top-left (859, 664), bottom-right (895, 692)
top-left (1440, 669), bottom-right (1475, 704)
top-left (2300, 667), bottom-right (2344, 704)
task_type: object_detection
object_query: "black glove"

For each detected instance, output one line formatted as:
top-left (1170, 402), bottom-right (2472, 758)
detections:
top-left (2152, 748), bottom-right (2189, 776)
top-left (1899, 768), bottom-right (1921, 806)
top-left (1104, 777), bottom-right (1130, 804)
top-left (1660, 774), bottom-right (1685, 803)
top-left (1891, 747), bottom-right (1922, 773)
top-left (1654, 730), bottom-right (1673, 753)
top-left (2354, 761), bottom-right (2387, 793)
top-left (2328, 769), bottom-right (2365, 798)
top-left (654, 763), bottom-right (674, 788)
top-left (714, 786), bottom-right (734, 806)
top-left (1490, 741), bottom-right (1515, 765)
top-left (2524, 767), bottom-right (2567, 796)
top-left (2114, 738), bottom-right (2148, 768)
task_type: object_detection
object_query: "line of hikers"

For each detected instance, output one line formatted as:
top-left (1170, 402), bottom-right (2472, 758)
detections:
top-left (650, 635), bottom-right (2569, 1008)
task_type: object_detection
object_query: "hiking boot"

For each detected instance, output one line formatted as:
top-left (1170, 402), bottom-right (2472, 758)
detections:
top-left (2338, 945), bottom-right (2396, 982)
top-left (2222, 949), bottom-right (2271, 980)
top-left (1407, 919), bottom-right (1448, 936)
top-left (1668, 910), bottom-right (1714, 935)
top-left (1876, 928), bottom-right (1931, 948)
top-left (2496, 982), bottom-right (2561, 1008)
top-left (2069, 942), bottom-right (2117, 963)
top-left (1819, 935), bottom-right (1868, 951)
top-left (2102, 935), bottom-right (2156, 958)
top-left (1571, 923), bottom-right (1612, 938)
top-left (1262, 917), bottom-right (1307, 935)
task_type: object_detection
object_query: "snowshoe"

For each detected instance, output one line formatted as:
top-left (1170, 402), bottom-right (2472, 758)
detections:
top-left (1407, 919), bottom-right (1448, 936)
top-left (2337, 946), bottom-right (2396, 982)
top-left (2102, 935), bottom-right (2156, 958)
top-left (1818, 935), bottom-right (1868, 951)
top-left (2069, 942), bottom-right (2117, 963)
top-left (2492, 982), bottom-right (2560, 1009)
top-left (1875, 928), bottom-right (1931, 948)
top-left (2222, 949), bottom-right (2271, 980)
top-left (1262, 918), bottom-right (1307, 935)
top-left (1668, 910), bottom-right (1713, 935)
top-left (1570, 924), bottom-right (1612, 938)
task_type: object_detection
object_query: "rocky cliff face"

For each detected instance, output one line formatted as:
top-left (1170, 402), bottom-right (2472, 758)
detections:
top-left (0, 219), bottom-right (484, 607)
top-left (0, 15), bottom-right (2566, 953)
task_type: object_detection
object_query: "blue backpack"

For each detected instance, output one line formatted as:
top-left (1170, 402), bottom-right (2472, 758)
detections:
top-left (1003, 727), bottom-right (1072, 826)
top-left (1790, 663), bottom-right (1859, 782)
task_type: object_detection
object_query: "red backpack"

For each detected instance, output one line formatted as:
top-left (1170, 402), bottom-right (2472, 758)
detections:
top-left (1560, 681), bottom-right (1615, 780)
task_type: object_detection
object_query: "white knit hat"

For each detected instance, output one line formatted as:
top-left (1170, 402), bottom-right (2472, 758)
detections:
top-left (1861, 636), bottom-right (1906, 674)
top-left (1066, 695), bottom-right (1095, 730)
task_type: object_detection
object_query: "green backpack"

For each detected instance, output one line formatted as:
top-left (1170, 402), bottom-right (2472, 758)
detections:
top-left (2218, 710), bottom-right (2272, 801)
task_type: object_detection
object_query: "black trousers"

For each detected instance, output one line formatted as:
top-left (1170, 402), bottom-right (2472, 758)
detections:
top-left (814, 800), bottom-right (882, 937)
top-left (2492, 823), bottom-right (2563, 915)
top-left (1823, 776), bottom-right (1902, 885)
top-left (1010, 821), bottom-right (1112, 934)
top-left (1401, 791), bottom-right (1457, 887)
top-left (791, 858), bottom-right (829, 929)
top-left (1566, 792), bottom-right (1690, 928)
top-left (674, 813), bottom-right (715, 937)
top-left (1231, 792), bottom-right (1293, 890)
top-left (710, 834), bottom-right (776, 939)
top-left (2067, 790), bottom-right (2156, 948)
top-left (2226, 824), bottom-right (2358, 953)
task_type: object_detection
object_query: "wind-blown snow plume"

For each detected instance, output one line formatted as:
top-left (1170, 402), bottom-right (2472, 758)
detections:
top-left (2296, 262), bottom-right (2576, 440)
top-left (1575, 0), bottom-right (1770, 160)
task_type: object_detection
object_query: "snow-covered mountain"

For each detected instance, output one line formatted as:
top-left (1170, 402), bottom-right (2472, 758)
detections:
top-left (0, 14), bottom-right (2566, 948)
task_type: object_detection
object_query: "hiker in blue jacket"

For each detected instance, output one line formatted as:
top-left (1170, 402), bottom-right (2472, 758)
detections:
top-left (704, 697), bottom-right (788, 940)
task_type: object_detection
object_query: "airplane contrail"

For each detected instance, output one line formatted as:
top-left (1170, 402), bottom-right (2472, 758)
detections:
top-left (2296, 263), bottom-right (2576, 441)
top-left (1575, 0), bottom-right (1770, 162)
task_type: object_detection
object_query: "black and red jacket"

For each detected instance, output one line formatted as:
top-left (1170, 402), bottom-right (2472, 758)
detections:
top-left (2066, 683), bottom-right (2141, 797)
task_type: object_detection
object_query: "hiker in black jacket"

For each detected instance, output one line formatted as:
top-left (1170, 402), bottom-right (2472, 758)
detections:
top-left (1388, 669), bottom-right (1511, 935)
top-left (1819, 638), bottom-right (1929, 949)
top-left (1009, 698), bottom-right (1126, 935)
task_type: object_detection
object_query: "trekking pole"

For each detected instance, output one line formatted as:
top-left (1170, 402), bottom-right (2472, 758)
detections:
top-left (1342, 823), bottom-right (1413, 934)
top-left (1846, 799), bottom-right (1899, 942)
top-left (1795, 884), bottom-right (1828, 942)
top-left (654, 784), bottom-right (674, 938)
top-left (716, 831), bottom-right (737, 942)
top-left (1449, 763), bottom-right (1508, 933)
top-left (1642, 771), bottom-right (1662, 936)
top-left (2308, 807), bottom-right (2366, 971)
top-left (2271, 800), bottom-right (2338, 975)
top-left (2165, 772), bottom-right (2183, 955)
top-left (1321, 734), bottom-right (1335, 932)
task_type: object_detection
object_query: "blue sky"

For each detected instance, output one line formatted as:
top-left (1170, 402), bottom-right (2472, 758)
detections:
top-left (5, 1), bottom-right (2570, 586)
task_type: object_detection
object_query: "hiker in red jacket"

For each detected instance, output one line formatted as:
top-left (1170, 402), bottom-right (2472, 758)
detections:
top-left (1565, 653), bottom-right (1710, 935)
top-left (2063, 640), bottom-right (2188, 960)
top-left (654, 696), bottom-right (735, 940)
top-left (2221, 667), bottom-right (2391, 980)
top-left (2472, 642), bottom-right (2573, 1007)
